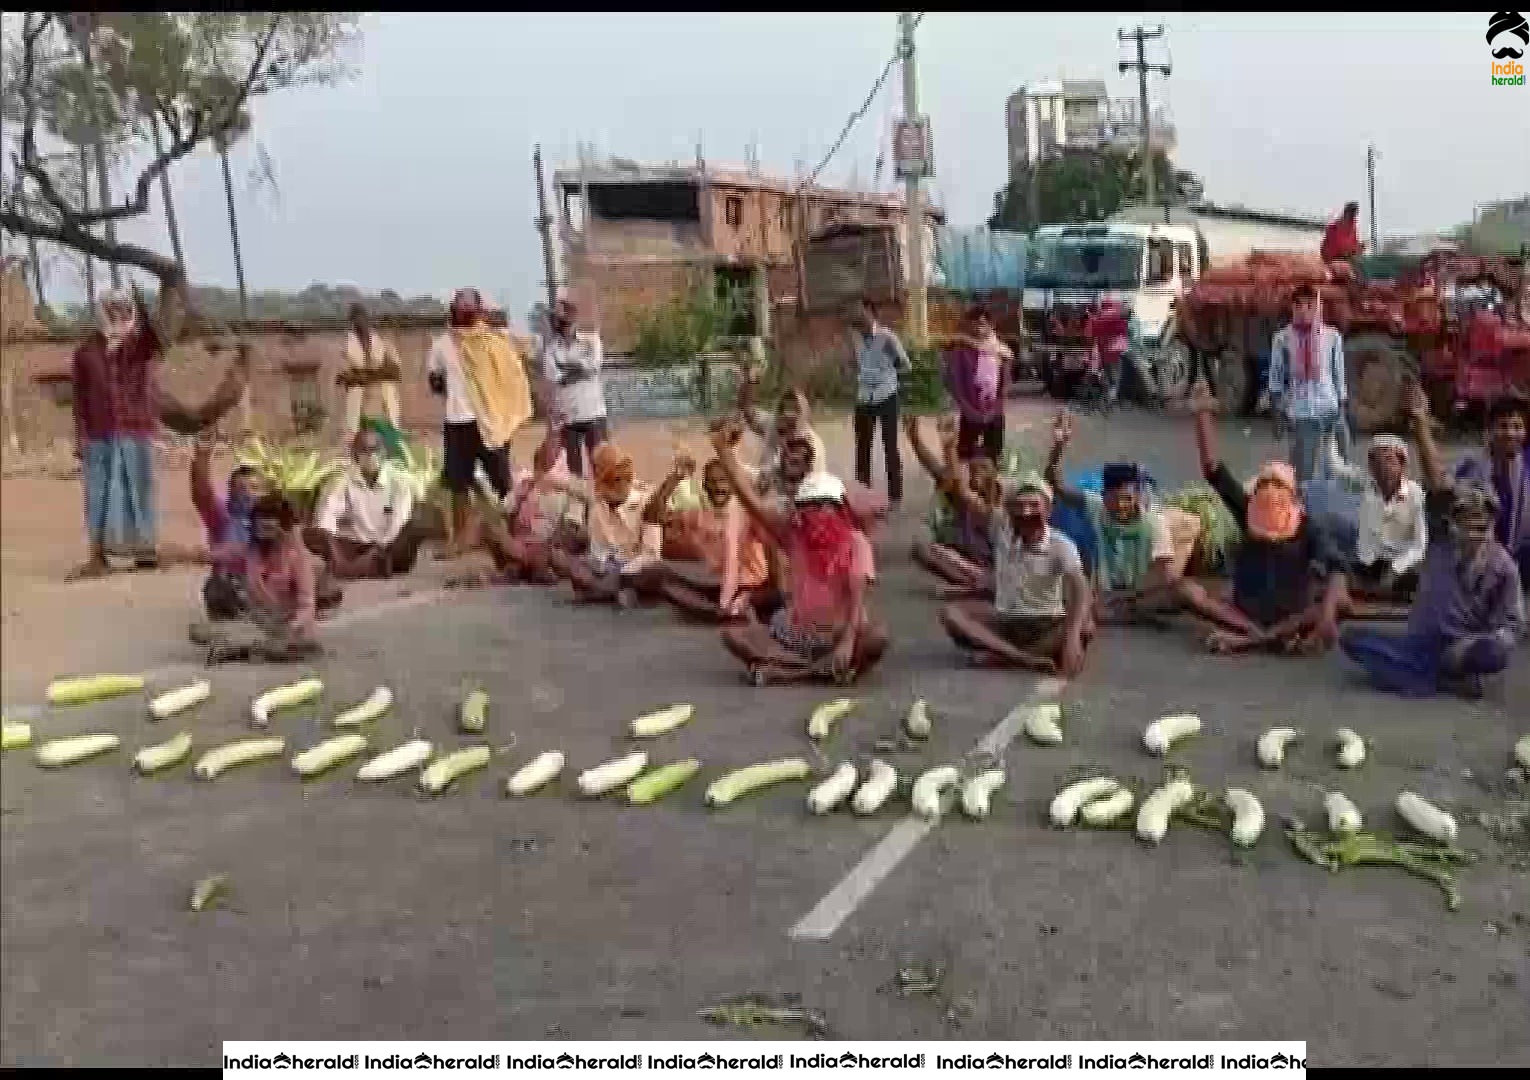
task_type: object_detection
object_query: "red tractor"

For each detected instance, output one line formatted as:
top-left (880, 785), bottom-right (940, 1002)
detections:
top-left (1176, 250), bottom-right (1530, 431)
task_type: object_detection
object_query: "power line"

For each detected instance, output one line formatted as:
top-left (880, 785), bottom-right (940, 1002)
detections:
top-left (798, 13), bottom-right (923, 192)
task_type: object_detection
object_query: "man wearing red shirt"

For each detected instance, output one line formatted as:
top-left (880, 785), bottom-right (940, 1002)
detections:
top-left (70, 288), bottom-right (168, 577)
top-left (1321, 202), bottom-right (1363, 267)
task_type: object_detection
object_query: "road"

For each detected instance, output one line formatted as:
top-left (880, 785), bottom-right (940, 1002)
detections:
top-left (3, 404), bottom-right (1526, 1066)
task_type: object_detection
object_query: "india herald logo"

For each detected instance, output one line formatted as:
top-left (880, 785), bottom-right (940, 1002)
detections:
top-left (1487, 11), bottom-right (1528, 84)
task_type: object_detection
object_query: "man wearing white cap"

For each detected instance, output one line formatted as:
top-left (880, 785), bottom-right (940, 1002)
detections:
top-left (938, 467), bottom-right (1093, 676)
top-left (709, 421), bottom-right (888, 686)
top-left (1324, 431), bottom-right (1427, 602)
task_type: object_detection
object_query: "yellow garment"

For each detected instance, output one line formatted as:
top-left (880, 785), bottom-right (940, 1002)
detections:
top-left (454, 326), bottom-right (533, 448)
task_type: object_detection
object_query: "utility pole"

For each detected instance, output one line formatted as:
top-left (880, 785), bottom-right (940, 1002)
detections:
top-left (1118, 24), bottom-right (1170, 208)
top-left (1366, 144), bottom-right (1378, 253)
top-left (532, 144), bottom-right (560, 311)
top-left (900, 11), bottom-right (927, 348)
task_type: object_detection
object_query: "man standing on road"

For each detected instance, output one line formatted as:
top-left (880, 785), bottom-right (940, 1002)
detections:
top-left (427, 287), bottom-right (534, 557)
top-left (539, 297), bottom-right (609, 478)
top-left (847, 297), bottom-right (911, 505)
top-left (1268, 283), bottom-right (1349, 486)
top-left (944, 305), bottom-right (1012, 462)
top-left (69, 287), bottom-right (176, 578)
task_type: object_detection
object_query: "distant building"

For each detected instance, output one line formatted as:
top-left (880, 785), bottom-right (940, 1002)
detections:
top-left (1005, 78), bottom-right (1177, 179)
top-left (552, 157), bottom-right (943, 354)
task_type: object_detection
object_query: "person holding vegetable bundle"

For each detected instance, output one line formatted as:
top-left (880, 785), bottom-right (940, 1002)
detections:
top-left (709, 419), bottom-right (887, 686)
top-left (1043, 411), bottom-right (1200, 628)
top-left (639, 450), bottom-right (776, 623)
top-left (1182, 381), bottom-right (1354, 655)
top-left (936, 466), bottom-right (1092, 676)
top-left (1339, 385), bottom-right (1524, 698)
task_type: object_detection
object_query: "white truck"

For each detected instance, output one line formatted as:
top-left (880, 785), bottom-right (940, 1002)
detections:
top-left (1021, 203), bottom-right (1326, 400)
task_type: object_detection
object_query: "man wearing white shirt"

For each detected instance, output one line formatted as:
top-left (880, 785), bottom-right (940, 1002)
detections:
top-left (1327, 433), bottom-right (1428, 600)
top-left (539, 298), bottom-right (609, 477)
top-left (304, 427), bottom-right (427, 580)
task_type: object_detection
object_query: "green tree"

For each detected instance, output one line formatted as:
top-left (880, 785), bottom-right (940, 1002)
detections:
top-left (988, 146), bottom-right (1204, 232)
top-left (0, 12), bottom-right (357, 314)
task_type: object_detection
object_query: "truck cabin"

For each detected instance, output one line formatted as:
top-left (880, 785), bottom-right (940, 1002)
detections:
top-left (1023, 224), bottom-right (1202, 342)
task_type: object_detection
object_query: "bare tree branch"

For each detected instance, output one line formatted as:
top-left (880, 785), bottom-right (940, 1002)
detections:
top-left (0, 204), bottom-right (180, 282)
top-left (56, 14), bottom-right (283, 228)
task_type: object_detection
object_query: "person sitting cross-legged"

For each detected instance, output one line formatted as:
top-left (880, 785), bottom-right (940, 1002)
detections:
top-left (190, 493), bottom-right (324, 665)
top-left (937, 469), bottom-right (1093, 677)
top-left (1180, 381), bottom-right (1353, 655)
top-left (1340, 384), bottom-right (1524, 699)
top-left (640, 450), bottom-right (778, 623)
top-left (540, 441), bottom-right (664, 606)
top-left (709, 420), bottom-right (888, 687)
top-left (1321, 432), bottom-right (1427, 606)
top-left (303, 427), bottom-right (433, 581)
top-left (1043, 410), bottom-right (1194, 629)
top-left (904, 412), bottom-right (1000, 596)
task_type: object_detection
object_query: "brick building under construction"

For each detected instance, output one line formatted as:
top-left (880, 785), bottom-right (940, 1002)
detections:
top-left (550, 157), bottom-right (943, 361)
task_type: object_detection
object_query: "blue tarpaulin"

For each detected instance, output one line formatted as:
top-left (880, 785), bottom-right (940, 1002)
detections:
top-left (935, 228), bottom-right (1028, 295)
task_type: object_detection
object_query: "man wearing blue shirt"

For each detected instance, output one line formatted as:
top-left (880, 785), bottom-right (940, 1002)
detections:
top-left (847, 298), bottom-right (912, 505)
top-left (1268, 283), bottom-right (1348, 486)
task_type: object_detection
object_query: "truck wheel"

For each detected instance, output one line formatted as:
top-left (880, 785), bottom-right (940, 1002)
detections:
top-left (1346, 333), bottom-right (1418, 434)
top-left (1212, 348), bottom-right (1254, 416)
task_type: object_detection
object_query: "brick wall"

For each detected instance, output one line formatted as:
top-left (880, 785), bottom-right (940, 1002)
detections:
top-left (568, 258), bottom-right (706, 355)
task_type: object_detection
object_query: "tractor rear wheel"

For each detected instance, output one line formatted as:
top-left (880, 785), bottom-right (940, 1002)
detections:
top-left (1346, 333), bottom-right (1418, 434)
top-left (1212, 348), bottom-right (1254, 416)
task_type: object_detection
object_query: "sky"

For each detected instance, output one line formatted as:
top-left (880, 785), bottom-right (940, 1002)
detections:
top-left (27, 11), bottom-right (1530, 322)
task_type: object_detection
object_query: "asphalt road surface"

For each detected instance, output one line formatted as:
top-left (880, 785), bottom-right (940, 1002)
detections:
top-left (3, 406), bottom-right (1526, 1066)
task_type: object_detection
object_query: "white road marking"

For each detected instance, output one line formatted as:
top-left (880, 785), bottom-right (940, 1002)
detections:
top-left (789, 676), bottom-right (1066, 943)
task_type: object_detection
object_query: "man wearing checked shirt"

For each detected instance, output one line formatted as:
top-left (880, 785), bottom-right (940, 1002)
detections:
top-left (846, 297), bottom-right (913, 505)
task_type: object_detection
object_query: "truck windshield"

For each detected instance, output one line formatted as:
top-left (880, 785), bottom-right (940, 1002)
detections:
top-left (1027, 237), bottom-right (1143, 289)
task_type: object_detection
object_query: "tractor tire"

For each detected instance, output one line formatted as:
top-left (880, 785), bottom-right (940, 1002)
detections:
top-left (1346, 333), bottom-right (1418, 435)
top-left (1211, 348), bottom-right (1254, 417)
top-left (1150, 334), bottom-right (1194, 402)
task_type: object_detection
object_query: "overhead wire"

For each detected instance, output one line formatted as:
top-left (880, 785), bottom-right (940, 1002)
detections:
top-left (797, 13), bottom-right (923, 193)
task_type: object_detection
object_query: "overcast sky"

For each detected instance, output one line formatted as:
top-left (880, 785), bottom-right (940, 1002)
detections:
top-left (57, 12), bottom-right (1530, 320)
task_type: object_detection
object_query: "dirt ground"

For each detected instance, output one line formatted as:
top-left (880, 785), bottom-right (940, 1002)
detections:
top-left (2, 405), bottom-right (1527, 1066)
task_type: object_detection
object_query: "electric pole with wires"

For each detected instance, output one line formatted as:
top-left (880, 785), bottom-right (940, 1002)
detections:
top-left (1118, 24), bottom-right (1170, 209)
top-left (899, 11), bottom-right (928, 347)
